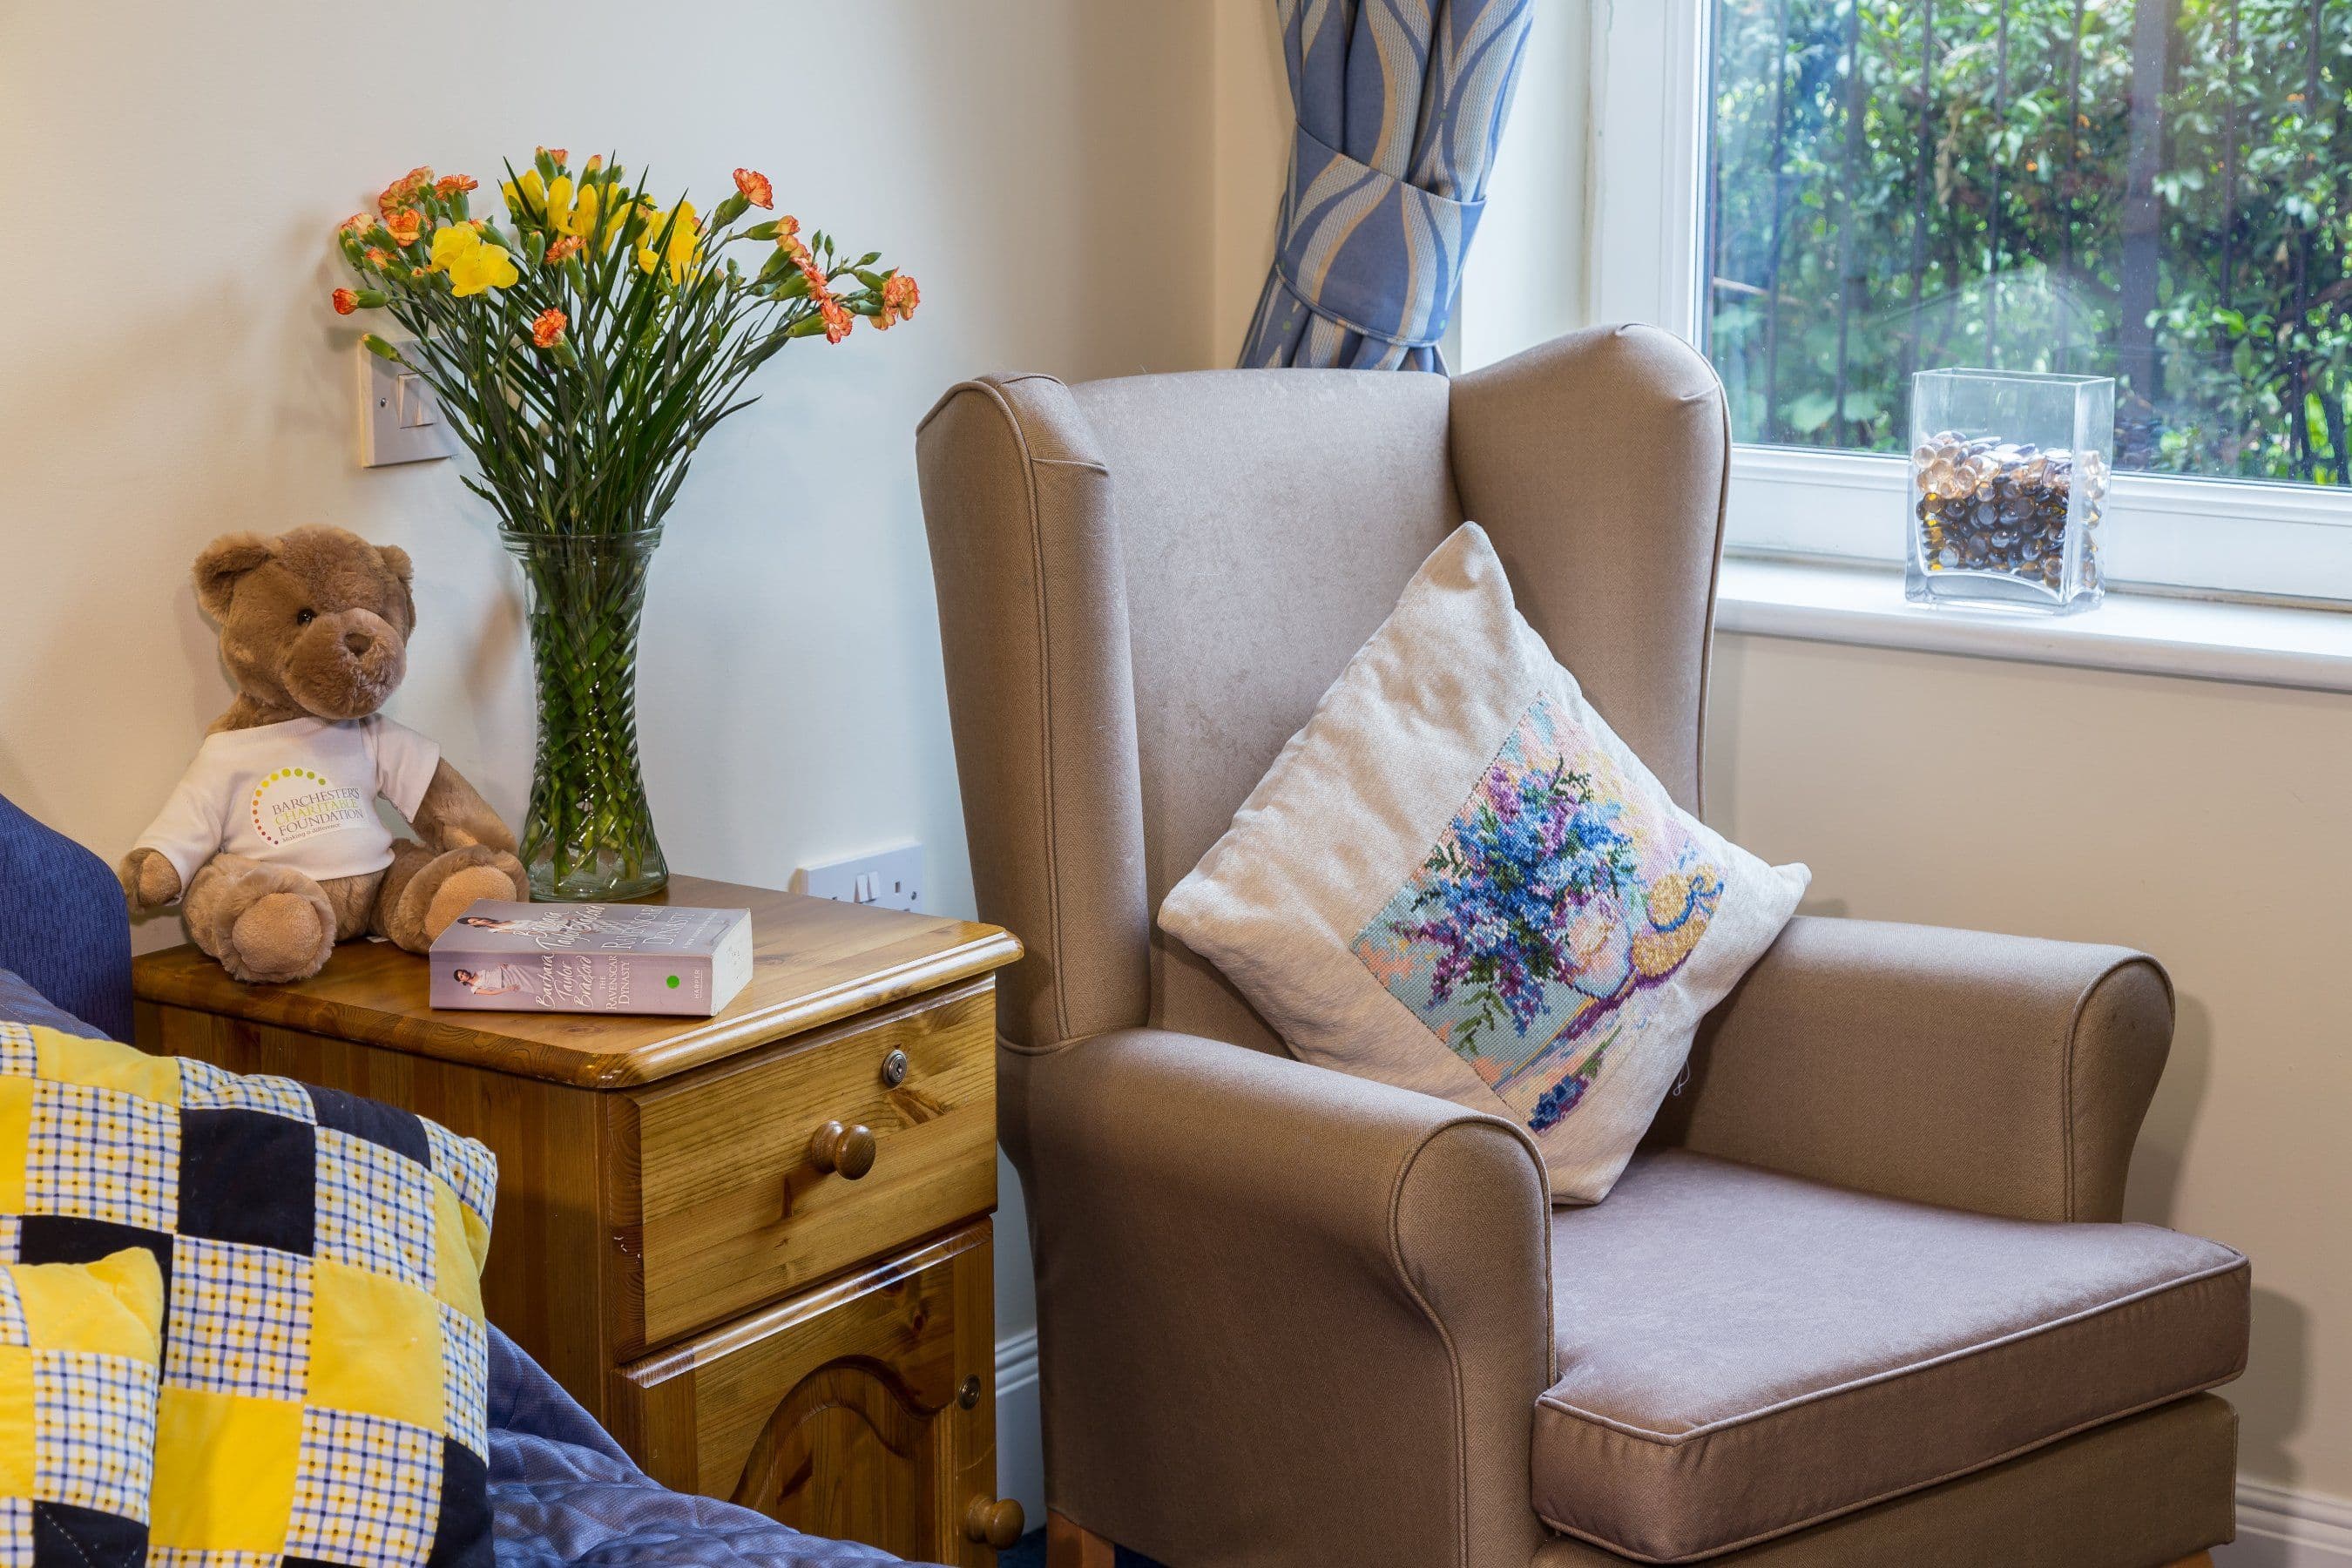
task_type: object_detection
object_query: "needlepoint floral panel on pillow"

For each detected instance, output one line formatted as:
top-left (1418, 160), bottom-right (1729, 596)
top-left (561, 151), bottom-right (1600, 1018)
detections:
top-left (1352, 693), bottom-right (1727, 1136)
top-left (0, 1018), bottom-right (497, 1567)
top-left (1160, 524), bottom-right (1806, 1203)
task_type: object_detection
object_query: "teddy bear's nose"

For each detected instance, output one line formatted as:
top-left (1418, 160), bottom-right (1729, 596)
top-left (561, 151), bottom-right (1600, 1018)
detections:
top-left (342, 631), bottom-right (374, 657)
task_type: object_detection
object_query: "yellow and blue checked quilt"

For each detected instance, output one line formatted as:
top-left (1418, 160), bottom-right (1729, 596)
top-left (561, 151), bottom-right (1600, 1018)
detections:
top-left (0, 1245), bottom-right (166, 1567)
top-left (0, 1020), bottom-right (496, 1567)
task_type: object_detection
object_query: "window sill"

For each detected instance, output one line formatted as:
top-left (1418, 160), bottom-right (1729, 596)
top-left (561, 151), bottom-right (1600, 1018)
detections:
top-left (1716, 555), bottom-right (2352, 694)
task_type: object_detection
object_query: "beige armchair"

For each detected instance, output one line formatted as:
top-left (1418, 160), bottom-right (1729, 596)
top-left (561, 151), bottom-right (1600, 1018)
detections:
top-left (916, 328), bottom-right (2249, 1568)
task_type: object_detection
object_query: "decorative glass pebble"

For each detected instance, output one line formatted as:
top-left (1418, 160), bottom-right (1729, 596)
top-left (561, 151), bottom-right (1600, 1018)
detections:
top-left (1905, 369), bottom-right (2112, 613)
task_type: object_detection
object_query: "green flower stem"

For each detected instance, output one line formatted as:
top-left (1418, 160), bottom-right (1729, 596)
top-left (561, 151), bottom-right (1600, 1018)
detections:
top-left (505, 528), bottom-right (668, 900)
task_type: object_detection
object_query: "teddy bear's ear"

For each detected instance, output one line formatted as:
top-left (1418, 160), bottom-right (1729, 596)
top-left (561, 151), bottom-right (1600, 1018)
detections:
top-left (192, 532), bottom-right (276, 619)
top-left (376, 544), bottom-right (416, 631)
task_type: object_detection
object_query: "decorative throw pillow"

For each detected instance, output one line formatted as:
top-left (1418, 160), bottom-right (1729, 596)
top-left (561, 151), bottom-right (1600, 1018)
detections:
top-left (0, 1019), bottom-right (498, 1567)
top-left (0, 1246), bottom-right (166, 1567)
top-left (1160, 524), bottom-right (1808, 1204)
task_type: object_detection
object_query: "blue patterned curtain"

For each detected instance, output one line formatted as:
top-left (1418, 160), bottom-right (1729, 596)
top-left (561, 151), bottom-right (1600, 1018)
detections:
top-left (1239, 0), bottom-right (1537, 371)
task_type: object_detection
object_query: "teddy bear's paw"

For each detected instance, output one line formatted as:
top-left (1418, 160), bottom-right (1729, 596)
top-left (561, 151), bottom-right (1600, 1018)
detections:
top-left (224, 890), bottom-right (337, 984)
top-left (422, 863), bottom-right (525, 943)
top-left (388, 844), bottom-right (531, 953)
top-left (117, 848), bottom-right (183, 912)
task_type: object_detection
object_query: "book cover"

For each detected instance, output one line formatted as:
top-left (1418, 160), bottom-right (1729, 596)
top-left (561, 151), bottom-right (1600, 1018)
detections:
top-left (427, 901), bottom-right (755, 1016)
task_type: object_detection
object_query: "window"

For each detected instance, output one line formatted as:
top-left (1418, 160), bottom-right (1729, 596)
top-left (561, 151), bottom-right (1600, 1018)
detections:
top-left (1583, 0), bottom-right (2352, 600)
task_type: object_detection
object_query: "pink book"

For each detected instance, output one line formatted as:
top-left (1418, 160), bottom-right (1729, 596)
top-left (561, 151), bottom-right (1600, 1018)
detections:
top-left (427, 900), bottom-right (754, 1015)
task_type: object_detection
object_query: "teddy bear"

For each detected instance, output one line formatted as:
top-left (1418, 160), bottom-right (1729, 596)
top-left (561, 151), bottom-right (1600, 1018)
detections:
top-left (119, 525), bottom-right (529, 983)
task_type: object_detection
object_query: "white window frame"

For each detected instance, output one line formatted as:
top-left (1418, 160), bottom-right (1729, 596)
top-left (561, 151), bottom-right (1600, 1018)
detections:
top-left (1584, 0), bottom-right (2352, 603)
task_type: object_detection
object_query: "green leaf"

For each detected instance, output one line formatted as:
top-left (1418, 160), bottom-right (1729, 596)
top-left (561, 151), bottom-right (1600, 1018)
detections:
top-left (1786, 391), bottom-right (1837, 433)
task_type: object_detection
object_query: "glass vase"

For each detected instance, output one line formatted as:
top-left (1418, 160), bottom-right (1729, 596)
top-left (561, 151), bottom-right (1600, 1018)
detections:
top-left (502, 527), bottom-right (670, 901)
top-left (1905, 369), bottom-right (2114, 613)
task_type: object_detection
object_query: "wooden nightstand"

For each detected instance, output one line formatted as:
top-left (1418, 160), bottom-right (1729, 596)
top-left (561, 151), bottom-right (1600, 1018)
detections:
top-left (131, 875), bottom-right (1027, 1565)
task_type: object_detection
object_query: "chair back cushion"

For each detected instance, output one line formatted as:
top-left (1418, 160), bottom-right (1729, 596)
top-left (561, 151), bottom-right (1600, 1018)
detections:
top-left (1071, 368), bottom-right (1458, 1049)
top-left (917, 328), bottom-right (1731, 1054)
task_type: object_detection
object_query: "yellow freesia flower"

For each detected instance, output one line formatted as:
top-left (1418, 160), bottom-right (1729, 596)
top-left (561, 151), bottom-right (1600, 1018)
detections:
top-left (635, 200), bottom-right (701, 283)
top-left (560, 179), bottom-right (628, 255)
top-left (509, 172), bottom-right (624, 254)
top-left (429, 223), bottom-right (519, 297)
top-left (560, 179), bottom-right (603, 244)
top-left (504, 168), bottom-right (547, 220)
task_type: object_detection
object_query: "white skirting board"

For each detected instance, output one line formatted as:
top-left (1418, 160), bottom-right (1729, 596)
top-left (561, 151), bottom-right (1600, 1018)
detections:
top-left (984, 1349), bottom-right (2348, 1567)
top-left (2221, 1479), bottom-right (2352, 1566)
top-left (995, 1328), bottom-right (1044, 1528)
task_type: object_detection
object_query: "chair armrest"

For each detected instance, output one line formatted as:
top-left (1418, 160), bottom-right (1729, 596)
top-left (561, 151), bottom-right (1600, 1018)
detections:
top-left (1652, 915), bottom-right (2173, 1222)
top-left (1002, 1027), bottom-right (1555, 1568)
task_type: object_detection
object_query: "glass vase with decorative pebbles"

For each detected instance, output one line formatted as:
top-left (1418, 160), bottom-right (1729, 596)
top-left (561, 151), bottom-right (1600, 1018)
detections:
top-left (1906, 369), bottom-right (2113, 613)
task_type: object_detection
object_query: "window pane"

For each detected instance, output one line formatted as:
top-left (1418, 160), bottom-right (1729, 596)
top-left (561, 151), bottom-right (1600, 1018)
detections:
top-left (1706, 0), bottom-right (2352, 485)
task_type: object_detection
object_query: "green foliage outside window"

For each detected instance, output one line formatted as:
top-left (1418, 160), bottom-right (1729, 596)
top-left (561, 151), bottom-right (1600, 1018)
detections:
top-left (1707, 0), bottom-right (2352, 483)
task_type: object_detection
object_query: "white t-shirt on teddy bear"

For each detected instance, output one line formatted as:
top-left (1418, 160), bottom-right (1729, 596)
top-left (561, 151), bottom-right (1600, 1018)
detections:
top-left (135, 715), bottom-right (442, 888)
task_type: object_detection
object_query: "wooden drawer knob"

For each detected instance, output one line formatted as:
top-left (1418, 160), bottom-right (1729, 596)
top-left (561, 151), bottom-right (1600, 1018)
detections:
top-left (808, 1120), bottom-right (876, 1179)
top-left (964, 1495), bottom-right (1024, 1549)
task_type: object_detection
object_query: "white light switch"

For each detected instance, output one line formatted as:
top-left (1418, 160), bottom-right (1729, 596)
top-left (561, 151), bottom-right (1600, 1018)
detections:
top-left (359, 343), bottom-right (455, 468)
top-left (395, 373), bottom-right (436, 429)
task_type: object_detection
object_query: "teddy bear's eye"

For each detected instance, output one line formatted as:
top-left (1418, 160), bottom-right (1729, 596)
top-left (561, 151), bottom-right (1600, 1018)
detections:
top-left (295, 608), bottom-right (315, 625)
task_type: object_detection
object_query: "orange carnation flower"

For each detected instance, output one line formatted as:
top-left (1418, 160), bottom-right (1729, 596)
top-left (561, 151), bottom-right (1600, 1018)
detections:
top-left (792, 243), bottom-right (829, 299)
top-left (544, 235), bottom-right (584, 263)
top-left (820, 296), bottom-right (853, 344)
top-left (379, 165), bottom-right (434, 216)
top-left (880, 270), bottom-right (920, 326)
top-left (363, 247), bottom-right (391, 266)
top-left (434, 174), bottom-right (479, 199)
top-left (538, 145), bottom-right (569, 166)
top-left (531, 307), bottom-right (567, 348)
top-left (338, 213), bottom-right (372, 236)
top-left (733, 168), bottom-right (773, 209)
top-left (332, 287), bottom-right (360, 315)
top-left (384, 210), bottom-right (422, 247)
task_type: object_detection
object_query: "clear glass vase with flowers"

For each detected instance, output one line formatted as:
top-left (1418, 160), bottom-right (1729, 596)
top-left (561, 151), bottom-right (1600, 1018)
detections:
top-left (333, 150), bottom-right (917, 900)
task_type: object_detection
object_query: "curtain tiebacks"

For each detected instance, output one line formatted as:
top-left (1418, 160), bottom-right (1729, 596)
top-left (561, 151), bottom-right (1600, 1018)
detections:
top-left (1270, 124), bottom-right (1485, 351)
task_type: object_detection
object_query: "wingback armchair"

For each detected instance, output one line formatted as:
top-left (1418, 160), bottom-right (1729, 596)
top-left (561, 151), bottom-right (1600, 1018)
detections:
top-left (916, 328), bottom-right (2248, 1568)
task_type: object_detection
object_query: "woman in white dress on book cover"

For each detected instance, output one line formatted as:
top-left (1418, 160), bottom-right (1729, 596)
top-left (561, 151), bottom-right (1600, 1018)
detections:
top-left (450, 963), bottom-right (537, 999)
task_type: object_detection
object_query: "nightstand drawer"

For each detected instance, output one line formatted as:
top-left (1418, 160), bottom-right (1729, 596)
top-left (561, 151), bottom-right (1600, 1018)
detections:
top-left (624, 978), bottom-right (997, 1347)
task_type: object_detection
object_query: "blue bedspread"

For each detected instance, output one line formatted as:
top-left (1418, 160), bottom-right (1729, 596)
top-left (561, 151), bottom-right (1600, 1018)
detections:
top-left (489, 1323), bottom-right (924, 1567)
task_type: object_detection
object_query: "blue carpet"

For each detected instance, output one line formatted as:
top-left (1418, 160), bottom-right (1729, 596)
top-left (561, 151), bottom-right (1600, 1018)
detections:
top-left (997, 1528), bottom-right (1162, 1567)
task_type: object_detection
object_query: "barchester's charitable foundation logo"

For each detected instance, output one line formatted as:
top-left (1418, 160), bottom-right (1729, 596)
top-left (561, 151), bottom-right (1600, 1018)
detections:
top-left (249, 768), bottom-right (369, 845)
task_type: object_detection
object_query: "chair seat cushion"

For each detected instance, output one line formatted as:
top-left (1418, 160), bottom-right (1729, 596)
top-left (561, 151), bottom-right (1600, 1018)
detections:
top-left (1534, 1151), bottom-right (2247, 1563)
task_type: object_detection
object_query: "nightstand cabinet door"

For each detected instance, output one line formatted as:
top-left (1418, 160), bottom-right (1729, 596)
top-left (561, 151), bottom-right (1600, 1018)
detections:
top-left (612, 1222), bottom-right (1005, 1567)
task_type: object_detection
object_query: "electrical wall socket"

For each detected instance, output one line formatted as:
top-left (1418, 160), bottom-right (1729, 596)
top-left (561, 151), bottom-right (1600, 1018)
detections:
top-left (794, 844), bottom-right (924, 913)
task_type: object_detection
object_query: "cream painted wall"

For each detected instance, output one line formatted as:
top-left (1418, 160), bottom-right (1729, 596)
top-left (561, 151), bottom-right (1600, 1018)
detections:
top-left (3, 0), bottom-right (1220, 1527)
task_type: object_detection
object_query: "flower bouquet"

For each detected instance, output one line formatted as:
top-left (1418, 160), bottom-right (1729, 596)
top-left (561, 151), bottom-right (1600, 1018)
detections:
top-left (334, 149), bottom-right (916, 900)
